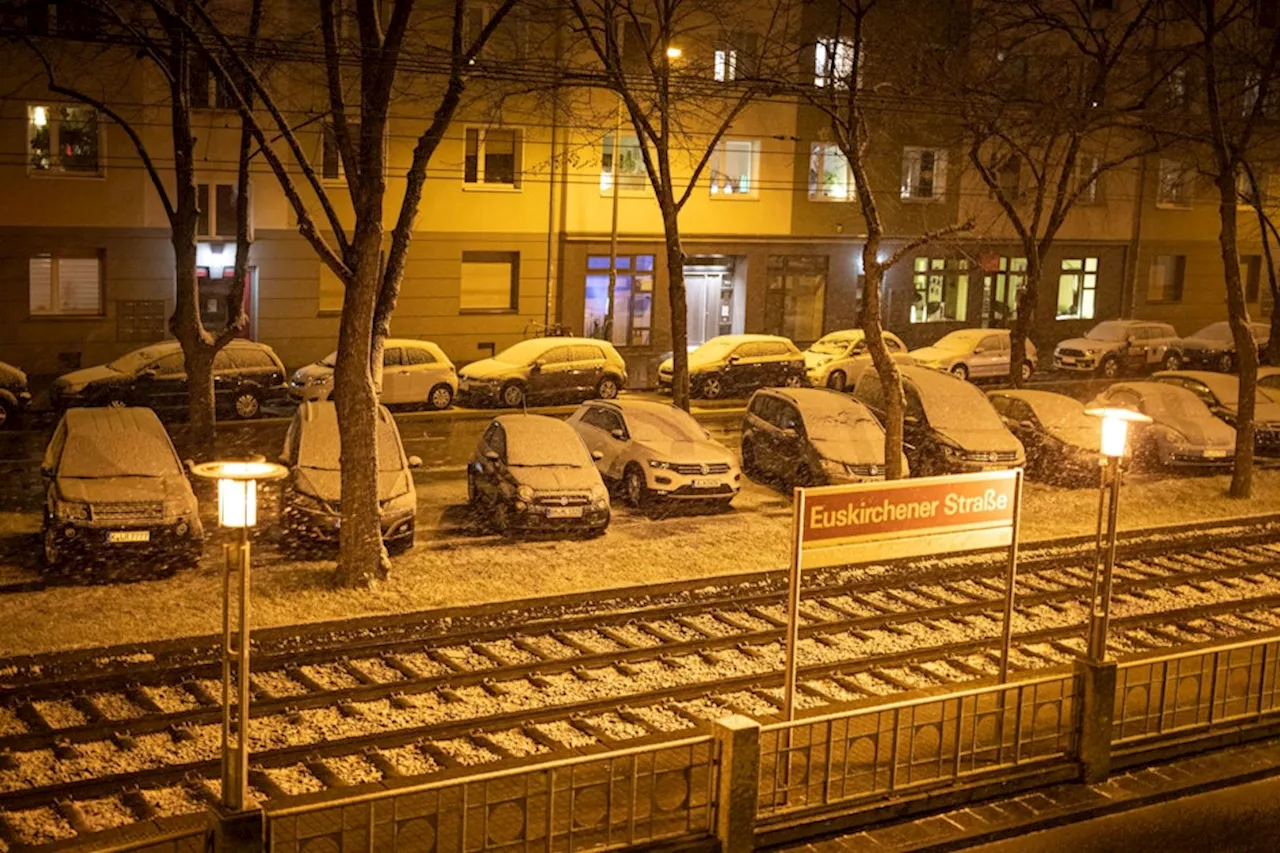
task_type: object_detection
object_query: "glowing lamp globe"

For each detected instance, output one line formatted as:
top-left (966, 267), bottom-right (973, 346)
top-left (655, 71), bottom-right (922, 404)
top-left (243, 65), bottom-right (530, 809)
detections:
top-left (189, 459), bottom-right (288, 528)
top-left (1084, 407), bottom-right (1153, 459)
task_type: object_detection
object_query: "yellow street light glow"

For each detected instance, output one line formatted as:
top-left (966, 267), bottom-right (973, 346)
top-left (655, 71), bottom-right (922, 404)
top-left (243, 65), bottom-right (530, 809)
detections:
top-left (1084, 407), bottom-right (1152, 459)
top-left (189, 459), bottom-right (288, 528)
top-left (666, 46), bottom-right (683, 59)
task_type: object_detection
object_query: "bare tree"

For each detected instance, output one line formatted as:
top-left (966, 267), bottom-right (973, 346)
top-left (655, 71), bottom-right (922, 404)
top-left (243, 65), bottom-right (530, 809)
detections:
top-left (173, 0), bottom-right (520, 585)
top-left (959, 0), bottom-right (1163, 386)
top-left (564, 0), bottom-right (793, 411)
top-left (798, 0), bottom-right (971, 479)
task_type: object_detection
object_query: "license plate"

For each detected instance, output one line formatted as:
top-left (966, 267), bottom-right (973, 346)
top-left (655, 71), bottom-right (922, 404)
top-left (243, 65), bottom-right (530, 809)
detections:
top-left (1059, 357), bottom-right (1076, 365)
top-left (108, 530), bottom-right (150, 543)
top-left (1204, 450), bottom-right (1228, 459)
top-left (546, 506), bottom-right (583, 519)
top-left (692, 478), bottom-right (720, 488)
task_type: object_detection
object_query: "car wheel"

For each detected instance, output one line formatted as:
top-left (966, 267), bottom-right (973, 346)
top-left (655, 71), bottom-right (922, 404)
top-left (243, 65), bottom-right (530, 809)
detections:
top-left (493, 502), bottom-right (512, 535)
top-left (699, 376), bottom-right (723, 399)
top-left (1217, 353), bottom-right (1235, 373)
top-left (1020, 360), bottom-right (1034, 383)
top-left (826, 370), bottom-right (848, 392)
top-left (42, 525), bottom-right (61, 568)
top-left (232, 391), bottom-right (262, 420)
top-left (427, 384), bottom-right (454, 411)
top-left (783, 374), bottom-right (804, 388)
top-left (1162, 352), bottom-right (1182, 372)
top-left (500, 382), bottom-right (526, 408)
top-left (623, 464), bottom-right (650, 509)
top-left (596, 375), bottom-right (620, 400)
top-left (388, 523), bottom-right (415, 554)
top-left (1099, 357), bottom-right (1121, 379)
top-left (950, 363), bottom-right (969, 381)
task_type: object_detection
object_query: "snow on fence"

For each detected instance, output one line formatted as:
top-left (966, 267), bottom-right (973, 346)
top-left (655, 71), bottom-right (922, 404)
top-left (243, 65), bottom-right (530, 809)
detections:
top-left (1113, 635), bottom-right (1280, 746)
top-left (265, 735), bottom-right (719, 853)
top-left (754, 672), bottom-right (1079, 818)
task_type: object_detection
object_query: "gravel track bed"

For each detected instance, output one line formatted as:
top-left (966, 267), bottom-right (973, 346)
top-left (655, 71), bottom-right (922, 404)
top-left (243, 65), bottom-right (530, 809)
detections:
top-left (479, 639), bottom-right (542, 665)
top-left (31, 701), bottom-right (86, 729)
top-left (264, 764), bottom-right (325, 796)
top-left (379, 745), bottom-right (440, 776)
top-left (74, 795), bottom-right (137, 832)
top-left (143, 784), bottom-right (205, 818)
top-left (558, 630), bottom-right (624, 653)
top-left (2, 807), bottom-right (76, 847)
top-left (485, 728), bottom-right (549, 758)
top-left (626, 705), bottom-right (695, 732)
top-left (432, 738), bottom-right (498, 766)
top-left (0, 708), bottom-right (25, 737)
top-left (324, 754), bottom-right (384, 786)
top-left (252, 671), bottom-right (309, 698)
top-left (351, 657), bottom-right (407, 683)
top-left (93, 693), bottom-right (142, 721)
top-left (394, 652), bottom-right (451, 677)
top-left (532, 720), bottom-right (597, 749)
top-left (142, 685), bottom-right (202, 713)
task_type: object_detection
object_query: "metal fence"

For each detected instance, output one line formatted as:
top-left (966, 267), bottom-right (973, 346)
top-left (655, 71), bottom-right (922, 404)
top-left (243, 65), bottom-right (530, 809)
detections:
top-left (756, 673), bottom-right (1079, 818)
top-left (1114, 635), bottom-right (1280, 747)
top-left (73, 822), bottom-right (211, 853)
top-left (266, 736), bottom-right (719, 853)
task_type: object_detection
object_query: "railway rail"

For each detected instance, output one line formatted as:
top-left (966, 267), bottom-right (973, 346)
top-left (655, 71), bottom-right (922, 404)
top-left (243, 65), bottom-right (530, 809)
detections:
top-left (3, 514), bottom-right (1280, 849)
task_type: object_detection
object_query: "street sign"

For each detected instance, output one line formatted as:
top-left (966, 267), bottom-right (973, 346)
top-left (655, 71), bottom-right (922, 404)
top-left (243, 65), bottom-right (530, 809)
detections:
top-left (782, 470), bottom-right (1024, 721)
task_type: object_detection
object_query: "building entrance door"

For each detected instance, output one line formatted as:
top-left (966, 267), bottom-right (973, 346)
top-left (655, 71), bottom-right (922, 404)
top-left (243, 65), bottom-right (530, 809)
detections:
top-left (684, 261), bottom-right (740, 347)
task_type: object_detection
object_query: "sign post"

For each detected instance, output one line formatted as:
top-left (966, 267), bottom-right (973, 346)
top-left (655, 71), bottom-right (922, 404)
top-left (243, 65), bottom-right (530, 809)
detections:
top-left (783, 470), bottom-right (1023, 720)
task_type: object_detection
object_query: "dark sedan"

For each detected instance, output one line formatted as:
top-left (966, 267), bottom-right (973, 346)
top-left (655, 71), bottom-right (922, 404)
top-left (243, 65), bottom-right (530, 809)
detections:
top-left (1178, 321), bottom-right (1270, 372)
top-left (0, 361), bottom-right (31, 429)
top-left (1153, 370), bottom-right (1280, 458)
top-left (988, 389), bottom-right (1101, 484)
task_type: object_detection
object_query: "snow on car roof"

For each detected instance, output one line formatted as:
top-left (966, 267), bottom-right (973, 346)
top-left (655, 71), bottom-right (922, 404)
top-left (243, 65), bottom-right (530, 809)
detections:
top-left (295, 401), bottom-right (403, 470)
top-left (494, 337), bottom-right (620, 364)
top-left (767, 386), bottom-right (869, 414)
top-left (700, 333), bottom-right (795, 345)
top-left (60, 407), bottom-right (181, 478)
top-left (992, 389), bottom-right (1087, 419)
top-left (495, 414), bottom-right (591, 465)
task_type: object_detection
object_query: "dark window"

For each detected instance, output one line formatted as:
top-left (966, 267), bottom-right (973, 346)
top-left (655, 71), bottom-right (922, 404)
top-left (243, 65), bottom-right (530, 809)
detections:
top-left (151, 353), bottom-right (185, 376)
top-left (1147, 255), bottom-right (1186, 303)
top-left (406, 346), bottom-right (436, 365)
top-left (765, 256), bottom-right (827, 341)
top-left (464, 128), bottom-right (522, 187)
top-left (382, 347), bottom-right (404, 368)
top-left (905, 387), bottom-right (925, 421)
top-left (580, 407), bottom-right (617, 432)
top-left (541, 346), bottom-right (574, 364)
top-left (572, 345), bottom-right (605, 362)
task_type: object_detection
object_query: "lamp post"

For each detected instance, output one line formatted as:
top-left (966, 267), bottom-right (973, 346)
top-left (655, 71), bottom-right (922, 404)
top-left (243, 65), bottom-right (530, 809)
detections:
top-left (1082, 408), bottom-right (1151, 661)
top-left (189, 459), bottom-right (287, 817)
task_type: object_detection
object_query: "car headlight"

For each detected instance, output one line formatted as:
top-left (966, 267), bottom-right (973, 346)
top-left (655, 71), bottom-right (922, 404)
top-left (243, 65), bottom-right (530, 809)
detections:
top-left (517, 484), bottom-right (534, 502)
top-left (647, 459), bottom-right (674, 470)
top-left (55, 500), bottom-right (89, 520)
top-left (821, 458), bottom-right (847, 474)
top-left (940, 444), bottom-right (963, 459)
top-left (589, 484), bottom-right (609, 509)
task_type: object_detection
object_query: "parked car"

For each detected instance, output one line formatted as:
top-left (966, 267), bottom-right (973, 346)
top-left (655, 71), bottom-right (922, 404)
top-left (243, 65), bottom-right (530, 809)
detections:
top-left (0, 361), bottom-right (31, 429)
top-left (803, 330), bottom-right (913, 391)
top-left (280, 401), bottom-right (421, 549)
top-left (658, 334), bottom-right (806, 400)
top-left (1053, 320), bottom-right (1182, 378)
top-left (741, 387), bottom-right (907, 488)
top-left (1177, 321), bottom-right (1271, 373)
top-left (289, 339), bottom-right (457, 410)
top-left (909, 329), bottom-right (1037, 382)
top-left (468, 414), bottom-right (610, 535)
top-left (852, 365), bottom-right (1025, 476)
top-left (1261, 366), bottom-right (1280, 396)
top-left (1088, 382), bottom-right (1235, 469)
top-left (50, 339), bottom-right (286, 419)
top-left (988, 389), bottom-right (1101, 483)
top-left (40, 407), bottom-right (204, 568)
top-left (457, 338), bottom-right (626, 408)
top-left (1152, 370), bottom-right (1280, 458)
top-left (567, 399), bottom-right (740, 507)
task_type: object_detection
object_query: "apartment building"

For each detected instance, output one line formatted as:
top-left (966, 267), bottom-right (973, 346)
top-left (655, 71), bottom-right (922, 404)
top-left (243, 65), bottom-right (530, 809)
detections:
top-left (0, 0), bottom-right (1272, 383)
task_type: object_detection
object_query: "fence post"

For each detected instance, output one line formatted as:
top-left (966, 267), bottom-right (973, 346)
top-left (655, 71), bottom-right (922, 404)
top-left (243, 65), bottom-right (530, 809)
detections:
top-left (714, 715), bottom-right (761, 853)
top-left (1075, 657), bottom-right (1118, 784)
top-left (208, 803), bottom-right (265, 853)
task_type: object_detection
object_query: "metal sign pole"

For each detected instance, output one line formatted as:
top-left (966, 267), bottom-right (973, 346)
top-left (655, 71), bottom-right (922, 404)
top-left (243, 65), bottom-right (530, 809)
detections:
top-left (782, 487), bottom-right (806, 722)
top-left (998, 469), bottom-right (1024, 683)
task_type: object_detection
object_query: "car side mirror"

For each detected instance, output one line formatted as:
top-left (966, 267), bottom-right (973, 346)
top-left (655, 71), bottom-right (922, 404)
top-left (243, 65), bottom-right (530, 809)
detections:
top-left (727, 355), bottom-right (740, 364)
top-left (591, 450), bottom-right (604, 461)
top-left (610, 428), bottom-right (626, 441)
top-left (40, 465), bottom-right (54, 479)
top-left (530, 360), bottom-right (543, 373)
top-left (483, 449), bottom-right (500, 462)
top-left (408, 455), bottom-right (423, 469)
top-left (138, 368), bottom-right (157, 380)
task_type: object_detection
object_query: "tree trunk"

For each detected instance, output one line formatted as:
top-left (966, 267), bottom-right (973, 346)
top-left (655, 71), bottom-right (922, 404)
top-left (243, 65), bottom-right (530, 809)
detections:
top-left (662, 208), bottom-right (691, 412)
top-left (1216, 173), bottom-right (1256, 498)
top-left (333, 223), bottom-right (389, 587)
top-left (1008, 248), bottom-right (1041, 389)
top-left (169, 235), bottom-right (218, 452)
top-left (860, 243), bottom-right (906, 480)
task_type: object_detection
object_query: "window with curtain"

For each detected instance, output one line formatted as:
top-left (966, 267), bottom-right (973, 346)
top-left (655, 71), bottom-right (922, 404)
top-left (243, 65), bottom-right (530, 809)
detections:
top-left (1057, 257), bottom-right (1099, 319)
top-left (29, 253), bottom-right (104, 316)
top-left (461, 251), bottom-right (519, 311)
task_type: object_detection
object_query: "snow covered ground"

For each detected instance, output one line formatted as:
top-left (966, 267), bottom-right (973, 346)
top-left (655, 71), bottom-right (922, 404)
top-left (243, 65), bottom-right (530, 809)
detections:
top-left (0, 467), bottom-right (1278, 657)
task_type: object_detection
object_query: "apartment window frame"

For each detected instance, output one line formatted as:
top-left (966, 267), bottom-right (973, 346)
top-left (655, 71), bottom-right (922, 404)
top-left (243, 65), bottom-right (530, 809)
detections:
top-left (714, 48), bottom-right (738, 82)
top-left (814, 36), bottom-right (858, 88)
top-left (600, 133), bottom-right (648, 195)
top-left (1076, 155), bottom-right (1102, 204)
top-left (190, 54), bottom-right (236, 111)
top-left (1156, 159), bottom-right (1193, 208)
top-left (901, 146), bottom-right (948, 202)
top-left (911, 257), bottom-right (969, 323)
top-left (1057, 257), bottom-right (1099, 320)
top-left (27, 103), bottom-right (103, 177)
top-left (460, 250), bottom-right (519, 313)
top-left (809, 143), bottom-right (854, 201)
top-left (29, 252), bottom-right (105, 318)
top-left (988, 256), bottom-right (1026, 324)
top-left (1147, 254), bottom-right (1186, 304)
top-left (196, 182), bottom-right (244, 240)
top-left (463, 126), bottom-right (524, 190)
top-left (708, 139), bottom-right (759, 199)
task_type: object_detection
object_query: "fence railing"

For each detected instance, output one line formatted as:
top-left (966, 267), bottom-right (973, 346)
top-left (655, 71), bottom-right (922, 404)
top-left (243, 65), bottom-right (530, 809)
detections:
top-left (266, 735), bottom-right (719, 853)
top-left (755, 672), bottom-right (1078, 818)
top-left (1114, 635), bottom-right (1280, 747)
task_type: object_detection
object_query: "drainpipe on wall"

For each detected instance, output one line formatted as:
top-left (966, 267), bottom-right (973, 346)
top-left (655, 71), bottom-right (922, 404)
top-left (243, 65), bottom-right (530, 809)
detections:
top-left (1122, 155), bottom-right (1148, 319)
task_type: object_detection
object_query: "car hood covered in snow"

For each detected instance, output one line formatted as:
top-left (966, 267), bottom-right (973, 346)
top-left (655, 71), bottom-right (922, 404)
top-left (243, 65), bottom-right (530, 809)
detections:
top-left (811, 434), bottom-right (885, 464)
top-left (1055, 336), bottom-right (1123, 353)
top-left (908, 346), bottom-right (963, 366)
top-left (509, 464), bottom-right (601, 492)
top-left (55, 364), bottom-right (123, 390)
top-left (637, 437), bottom-right (734, 465)
top-left (56, 474), bottom-right (193, 505)
top-left (292, 362), bottom-right (334, 383)
top-left (295, 467), bottom-right (412, 504)
top-left (1179, 335), bottom-right (1233, 353)
top-left (804, 351), bottom-right (837, 369)
top-left (459, 357), bottom-right (517, 380)
top-left (934, 425), bottom-right (1024, 455)
top-left (0, 361), bottom-right (26, 389)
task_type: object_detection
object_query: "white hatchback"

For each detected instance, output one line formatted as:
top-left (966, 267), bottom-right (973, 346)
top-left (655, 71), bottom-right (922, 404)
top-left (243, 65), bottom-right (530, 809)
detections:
top-left (289, 339), bottom-right (457, 409)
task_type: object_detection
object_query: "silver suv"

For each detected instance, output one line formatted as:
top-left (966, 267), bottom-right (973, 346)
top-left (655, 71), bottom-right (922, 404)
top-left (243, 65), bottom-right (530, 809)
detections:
top-left (1053, 320), bottom-right (1182, 378)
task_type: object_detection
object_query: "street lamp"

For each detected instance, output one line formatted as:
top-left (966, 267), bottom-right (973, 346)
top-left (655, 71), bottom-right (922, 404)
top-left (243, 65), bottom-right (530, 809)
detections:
top-left (190, 459), bottom-right (287, 815)
top-left (1082, 407), bottom-right (1151, 661)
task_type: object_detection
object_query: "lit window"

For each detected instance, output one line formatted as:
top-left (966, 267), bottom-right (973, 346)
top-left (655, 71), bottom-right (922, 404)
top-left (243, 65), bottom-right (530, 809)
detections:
top-left (988, 257), bottom-right (1025, 323)
top-left (911, 257), bottom-right (968, 323)
top-left (29, 254), bottom-right (104, 316)
top-left (28, 104), bottom-right (101, 175)
top-left (584, 254), bottom-right (655, 346)
top-left (600, 134), bottom-right (647, 194)
top-left (1156, 159), bottom-right (1192, 207)
top-left (714, 49), bottom-right (738, 82)
top-left (814, 37), bottom-right (857, 88)
top-left (1057, 258), bottom-right (1098, 319)
top-left (708, 140), bottom-right (758, 198)
top-left (901, 146), bottom-right (948, 201)
top-left (464, 128), bottom-right (523, 188)
top-left (809, 144), bottom-right (853, 201)
top-left (461, 251), bottom-right (518, 311)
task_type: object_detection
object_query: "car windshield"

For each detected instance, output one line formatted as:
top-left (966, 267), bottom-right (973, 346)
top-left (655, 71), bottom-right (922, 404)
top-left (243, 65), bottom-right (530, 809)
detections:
top-left (107, 347), bottom-right (163, 374)
top-left (809, 333), bottom-right (861, 356)
top-left (493, 339), bottom-right (561, 366)
top-left (930, 331), bottom-right (988, 352)
top-left (59, 431), bottom-right (179, 479)
top-left (1190, 322), bottom-right (1233, 342)
top-left (1025, 395), bottom-right (1094, 431)
top-left (1086, 322), bottom-right (1131, 342)
top-left (297, 413), bottom-right (403, 471)
top-left (805, 406), bottom-right (883, 444)
top-left (627, 408), bottom-right (704, 443)
top-left (318, 352), bottom-right (337, 367)
top-left (1143, 388), bottom-right (1209, 423)
top-left (507, 425), bottom-right (590, 467)
top-left (918, 378), bottom-right (1006, 432)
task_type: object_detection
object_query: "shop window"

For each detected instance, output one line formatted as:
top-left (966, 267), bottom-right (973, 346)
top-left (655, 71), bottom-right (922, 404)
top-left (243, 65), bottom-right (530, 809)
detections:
top-left (584, 254), bottom-right (655, 346)
top-left (1057, 257), bottom-right (1098, 319)
top-left (911, 257), bottom-right (968, 322)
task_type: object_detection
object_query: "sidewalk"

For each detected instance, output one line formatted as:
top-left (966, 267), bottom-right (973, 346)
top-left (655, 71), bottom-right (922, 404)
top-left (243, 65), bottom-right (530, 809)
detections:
top-left (773, 735), bottom-right (1280, 852)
